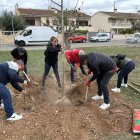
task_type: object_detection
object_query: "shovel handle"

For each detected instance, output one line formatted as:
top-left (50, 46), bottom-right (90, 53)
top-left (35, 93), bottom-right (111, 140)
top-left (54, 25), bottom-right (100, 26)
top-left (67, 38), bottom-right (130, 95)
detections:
top-left (85, 86), bottom-right (88, 101)
top-left (23, 71), bottom-right (30, 82)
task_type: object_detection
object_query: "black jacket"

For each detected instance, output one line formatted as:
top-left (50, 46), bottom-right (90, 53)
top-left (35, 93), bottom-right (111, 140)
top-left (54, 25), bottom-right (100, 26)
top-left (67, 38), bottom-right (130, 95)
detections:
top-left (11, 48), bottom-right (28, 65)
top-left (87, 52), bottom-right (116, 82)
top-left (0, 63), bottom-right (24, 92)
top-left (113, 57), bottom-right (132, 69)
top-left (44, 43), bottom-right (61, 65)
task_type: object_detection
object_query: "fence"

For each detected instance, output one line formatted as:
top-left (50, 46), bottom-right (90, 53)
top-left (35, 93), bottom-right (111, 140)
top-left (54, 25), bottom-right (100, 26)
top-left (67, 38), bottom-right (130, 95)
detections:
top-left (0, 30), bottom-right (22, 46)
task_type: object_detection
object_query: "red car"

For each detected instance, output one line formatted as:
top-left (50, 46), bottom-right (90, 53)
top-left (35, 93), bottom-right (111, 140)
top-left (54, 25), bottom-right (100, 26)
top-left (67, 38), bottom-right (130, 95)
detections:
top-left (68, 34), bottom-right (87, 43)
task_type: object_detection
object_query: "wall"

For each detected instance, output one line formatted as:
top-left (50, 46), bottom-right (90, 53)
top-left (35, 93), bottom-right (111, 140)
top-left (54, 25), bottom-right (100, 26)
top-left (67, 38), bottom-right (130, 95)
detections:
top-left (91, 12), bottom-right (111, 32)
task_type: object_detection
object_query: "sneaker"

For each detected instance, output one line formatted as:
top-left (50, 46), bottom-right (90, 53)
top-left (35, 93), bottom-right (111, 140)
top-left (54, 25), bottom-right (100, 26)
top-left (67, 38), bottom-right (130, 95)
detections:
top-left (121, 83), bottom-right (128, 88)
top-left (100, 103), bottom-right (110, 110)
top-left (0, 103), bottom-right (4, 109)
top-left (91, 95), bottom-right (103, 100)
top-left (7, 113), bottom-right (23, 121)
top-left (111, 87), bottom-right (121, 93)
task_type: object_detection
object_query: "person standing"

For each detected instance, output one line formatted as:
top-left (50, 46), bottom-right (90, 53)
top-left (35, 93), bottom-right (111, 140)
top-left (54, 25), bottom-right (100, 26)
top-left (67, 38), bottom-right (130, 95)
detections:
top-left (79, 52), bottom-right (117, 110)
top-left (65, 49), bottom-right (87, 83)
top-left (111, 54), bottom-right (135, 93)
top-left (11, 47), bottom-right (28, 74)
top-left (0, 60), bottom-right (27, 121)
top-left (42, 36), bottom-right (61, 88)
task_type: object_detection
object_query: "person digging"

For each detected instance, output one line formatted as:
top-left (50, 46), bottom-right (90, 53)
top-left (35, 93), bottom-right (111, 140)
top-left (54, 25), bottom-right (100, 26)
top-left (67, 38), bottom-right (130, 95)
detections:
top-left (79, 52), bottom-right (117, 110)
top-left (110, 54), bottom-right (135, 93)
top-left (0, 60), bottom-right (27, 121)
top-left (65, 49), bottom-right (87, 83)
top-left (11, 47), bottom-right (28, 79)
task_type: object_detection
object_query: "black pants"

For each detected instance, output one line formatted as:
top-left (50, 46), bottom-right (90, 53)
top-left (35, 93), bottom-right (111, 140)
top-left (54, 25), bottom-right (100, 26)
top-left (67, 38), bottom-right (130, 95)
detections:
top-left (117, 61), bottom-right (135, 88)
top-left (97, 72), bottom-right (114, 104)
top-left (42, 62), bottom-right (61, 87)
top-left (70, 62), bottom-right (87, 82)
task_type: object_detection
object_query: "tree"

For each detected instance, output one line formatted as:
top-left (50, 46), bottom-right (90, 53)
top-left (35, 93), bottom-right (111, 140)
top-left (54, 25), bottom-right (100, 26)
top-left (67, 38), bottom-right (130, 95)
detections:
top-left (0, 10), bottom-right (25, 31)
top-left (55, 9), bottom-right (82, 48)
top-left (134, 20), bottom-right (140, 32)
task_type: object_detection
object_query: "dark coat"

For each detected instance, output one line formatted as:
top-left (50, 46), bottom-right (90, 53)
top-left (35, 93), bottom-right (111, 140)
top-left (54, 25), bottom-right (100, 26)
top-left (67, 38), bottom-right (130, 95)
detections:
top-left (44, 42), bottom-right (61, 65)
top-left (87, 52), bottom-right (116, 81)
top-left (0, 63), bottom-right (24, 92)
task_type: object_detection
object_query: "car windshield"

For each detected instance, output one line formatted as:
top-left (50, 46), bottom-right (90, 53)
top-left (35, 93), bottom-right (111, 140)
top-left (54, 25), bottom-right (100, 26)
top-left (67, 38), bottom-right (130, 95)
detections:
top-left (134, 34), bottom-right (140, 38)
top-left (20, 29), bottom-right (25, 35)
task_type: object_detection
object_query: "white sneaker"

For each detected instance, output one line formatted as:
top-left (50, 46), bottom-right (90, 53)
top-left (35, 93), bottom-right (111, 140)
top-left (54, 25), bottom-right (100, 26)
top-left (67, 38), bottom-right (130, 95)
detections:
top-left (100, 103), bottom-right (110, 110)
top-left (121, 83), bottom-right (128, 88)
top-left (91, 95), bottom-right (103, 100)
top-left (7, 113), bottom-right (23, 121)
top-left (0, 103), bottom-right (4, 109)
top-left (111, 87), bottom-right (121, 93)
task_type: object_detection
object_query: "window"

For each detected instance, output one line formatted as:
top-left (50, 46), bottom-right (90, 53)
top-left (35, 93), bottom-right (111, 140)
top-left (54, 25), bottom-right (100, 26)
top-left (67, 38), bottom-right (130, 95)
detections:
top-left (23, 30), bottom-right (32, 36)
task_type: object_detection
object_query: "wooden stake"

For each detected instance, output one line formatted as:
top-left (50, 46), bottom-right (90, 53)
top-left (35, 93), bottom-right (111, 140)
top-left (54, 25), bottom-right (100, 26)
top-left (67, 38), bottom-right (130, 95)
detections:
top-left (131, 81), bottom-right (140, 87)
top-left (128, 83), bottom-right (140, 93)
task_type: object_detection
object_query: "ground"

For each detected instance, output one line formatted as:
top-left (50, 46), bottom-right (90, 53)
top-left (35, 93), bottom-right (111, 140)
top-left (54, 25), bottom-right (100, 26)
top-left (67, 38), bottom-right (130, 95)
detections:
top-left (0, 74), bottom-right (139, 140)
top-left (0, 47), bottom-right (140, 140)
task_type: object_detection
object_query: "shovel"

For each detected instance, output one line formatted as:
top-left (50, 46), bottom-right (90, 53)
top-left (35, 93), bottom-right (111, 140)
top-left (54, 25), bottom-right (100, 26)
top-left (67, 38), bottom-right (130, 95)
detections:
top-left (22, 71), bottom-right (39, 86)
top-left (85, 86), bottom-right (89, 101)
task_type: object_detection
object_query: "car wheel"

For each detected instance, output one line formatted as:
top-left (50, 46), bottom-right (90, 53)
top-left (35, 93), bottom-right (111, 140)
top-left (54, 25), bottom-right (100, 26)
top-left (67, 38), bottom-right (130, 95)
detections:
top-left (106, 39), bottom-right (110, 42)
top-left (69, 40), bottom-right (73, 43)
top-left (82, 39), bottom-right (86, 43)
top-left (18, 40), bottom-right (25, 47)
top-left (96, 39), bottom-right (99, 42)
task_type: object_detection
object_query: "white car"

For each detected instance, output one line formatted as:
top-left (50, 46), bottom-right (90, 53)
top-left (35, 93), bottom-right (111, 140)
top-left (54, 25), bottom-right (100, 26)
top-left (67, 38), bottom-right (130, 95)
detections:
top-left (90, 33), bottom-right (110, 42)
top-left (126, 33), bottom-right (140, 44)
top-left (14, 26), bottom-right (57, 46)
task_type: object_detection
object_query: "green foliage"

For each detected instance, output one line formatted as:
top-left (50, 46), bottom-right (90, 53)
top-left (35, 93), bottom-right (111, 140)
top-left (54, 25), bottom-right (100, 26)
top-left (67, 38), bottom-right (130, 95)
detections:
top-left (69, 30), bottom-right (88, 35)
top-left (134, 20), bottom-right (140, 32)
top-left (119, 28), bottom-right (136, 34)
top-left (0, 10), bottom-right (25, 31)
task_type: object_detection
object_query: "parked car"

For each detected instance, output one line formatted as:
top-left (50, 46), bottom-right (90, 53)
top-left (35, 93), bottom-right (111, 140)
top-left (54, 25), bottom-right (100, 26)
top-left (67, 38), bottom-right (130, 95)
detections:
top-left (89, 33), bottom-right (110, 42)
top-left (68, 34), bottom-right (87, 43)
top-left (126, 33), bottom-right (140, 44)
top-left (14, 26), bottom-right (57, 46)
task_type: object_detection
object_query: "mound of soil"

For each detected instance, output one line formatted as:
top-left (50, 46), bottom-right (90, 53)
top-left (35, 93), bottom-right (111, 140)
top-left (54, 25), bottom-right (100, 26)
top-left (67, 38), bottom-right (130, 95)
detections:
top-left (0, 73), bottom-right (136, 140)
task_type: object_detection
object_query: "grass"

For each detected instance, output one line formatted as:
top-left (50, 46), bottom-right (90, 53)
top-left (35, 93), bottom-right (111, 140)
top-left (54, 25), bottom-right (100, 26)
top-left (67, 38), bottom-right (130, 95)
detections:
top-left (1, 46), bottom-right (140, 105)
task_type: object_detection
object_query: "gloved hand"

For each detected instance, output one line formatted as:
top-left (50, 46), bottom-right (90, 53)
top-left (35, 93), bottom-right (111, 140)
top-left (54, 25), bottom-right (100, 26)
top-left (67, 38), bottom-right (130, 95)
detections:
top-left (73, 66), bottom-right (77, 72)
top-left (86, 80), bottom-right (91, 87)
top-left (87, 69), bottom-right (91, 75)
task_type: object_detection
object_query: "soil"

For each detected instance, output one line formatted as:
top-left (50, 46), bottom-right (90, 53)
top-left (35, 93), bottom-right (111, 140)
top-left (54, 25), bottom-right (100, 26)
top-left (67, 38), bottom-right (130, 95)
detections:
top-left (0, 73), bottom-right (136, 140)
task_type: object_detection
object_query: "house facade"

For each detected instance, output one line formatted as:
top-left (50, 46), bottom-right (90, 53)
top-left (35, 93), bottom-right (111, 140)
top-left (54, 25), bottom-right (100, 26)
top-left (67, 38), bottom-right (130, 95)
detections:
top-left (16, 8), bottom-right (92, 31)
top-left (91, 11), bottom-right (140, 34)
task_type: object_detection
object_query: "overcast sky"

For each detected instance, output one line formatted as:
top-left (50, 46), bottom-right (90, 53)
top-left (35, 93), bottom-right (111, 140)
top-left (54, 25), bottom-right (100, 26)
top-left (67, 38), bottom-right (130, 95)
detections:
top-left (0, 0), bottom-right (140, 15)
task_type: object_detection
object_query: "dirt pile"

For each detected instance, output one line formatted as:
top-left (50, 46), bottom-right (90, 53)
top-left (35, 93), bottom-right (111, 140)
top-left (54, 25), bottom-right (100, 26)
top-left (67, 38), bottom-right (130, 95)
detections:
top-left (0, 74), bottom-right (136, 140)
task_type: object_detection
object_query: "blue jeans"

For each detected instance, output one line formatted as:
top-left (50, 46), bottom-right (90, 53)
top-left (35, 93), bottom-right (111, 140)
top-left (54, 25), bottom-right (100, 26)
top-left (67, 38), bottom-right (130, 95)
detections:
top-left (117, 61), bottom-right (135, 88)
top-left (0, 83), bottom-right (14, 118)
top-left (70, 62), bottom-right (87, 82)
top-left (42, 62), bottom-right (61, 87)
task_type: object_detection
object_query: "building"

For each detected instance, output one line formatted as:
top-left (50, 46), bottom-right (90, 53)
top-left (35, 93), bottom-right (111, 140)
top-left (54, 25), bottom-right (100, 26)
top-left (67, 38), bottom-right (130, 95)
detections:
top-left (91, 11), bottom-right (140, 34)
top-left (16, 8), bottom-right (91, 31)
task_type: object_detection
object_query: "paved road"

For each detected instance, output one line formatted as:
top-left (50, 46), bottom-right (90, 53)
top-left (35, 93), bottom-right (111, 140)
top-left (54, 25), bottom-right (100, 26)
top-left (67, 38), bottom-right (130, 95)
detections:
top-left (0, 39), bottom-right (127, 51)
